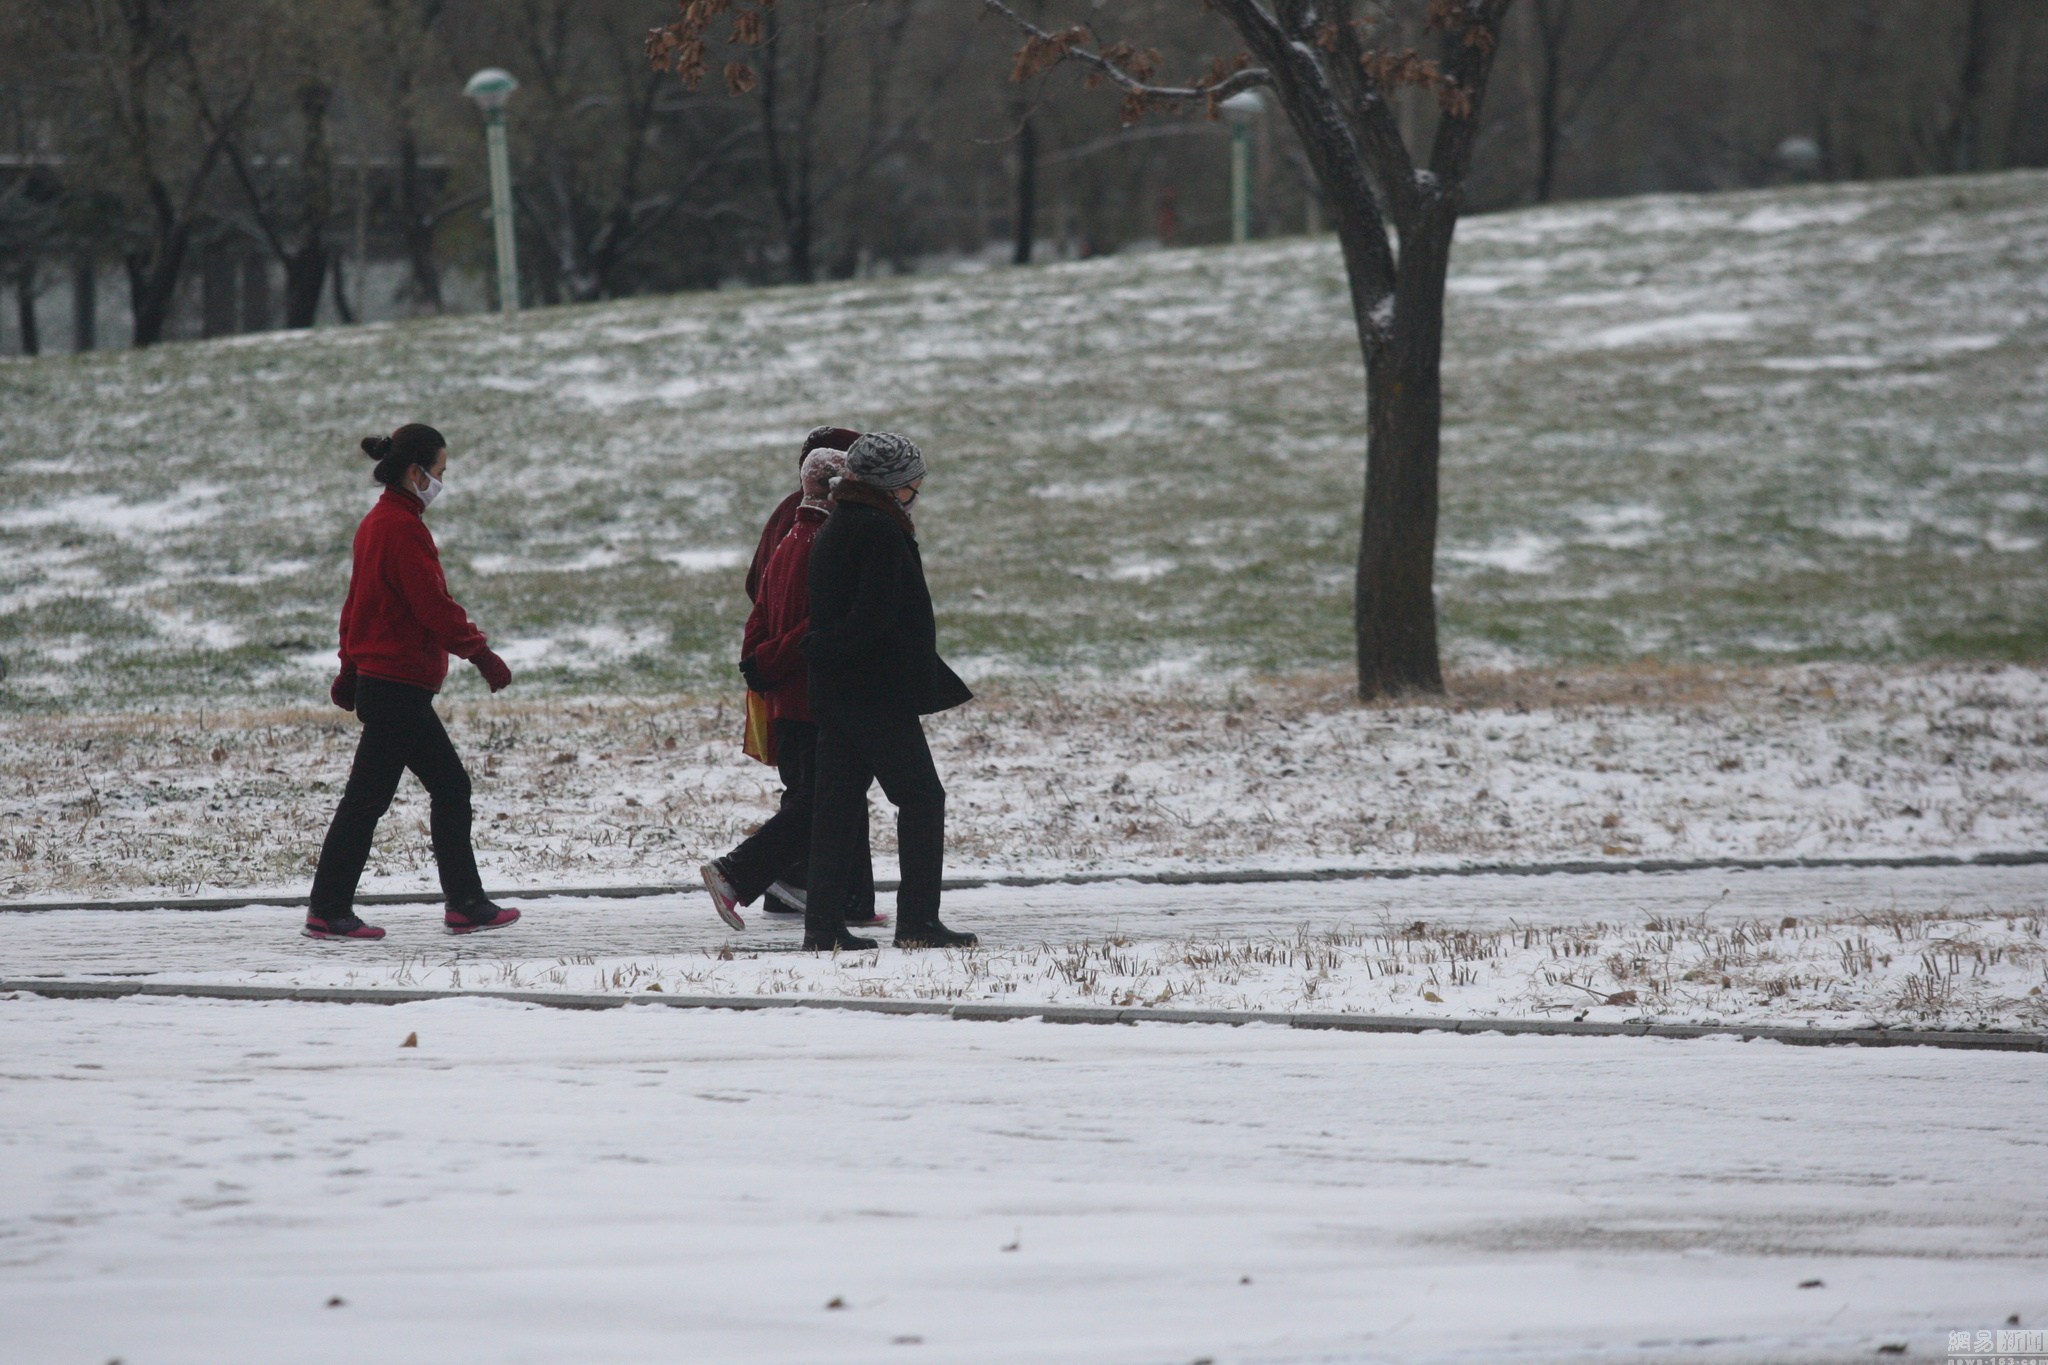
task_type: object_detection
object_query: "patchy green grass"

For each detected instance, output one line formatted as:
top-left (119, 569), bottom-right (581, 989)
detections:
top-left (2, 171), bottom-right (2045, 712)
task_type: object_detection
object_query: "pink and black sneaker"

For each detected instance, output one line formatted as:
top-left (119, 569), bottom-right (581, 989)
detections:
top-left (303, 912), bottom-right (386, 941)
top-left (445, 897), bottom-right (522, 935)
top-left (700, 860), bottom-right (746, 930)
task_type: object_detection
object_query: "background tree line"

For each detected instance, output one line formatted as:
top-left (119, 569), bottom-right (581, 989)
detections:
top-left (1, 0), bottom-right (2041, 353)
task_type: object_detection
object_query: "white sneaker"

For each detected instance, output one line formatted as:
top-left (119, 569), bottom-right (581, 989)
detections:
top-left (700, 861), bottom-right (745, 930)
top-left (765, 880), bottom-right (807, 911)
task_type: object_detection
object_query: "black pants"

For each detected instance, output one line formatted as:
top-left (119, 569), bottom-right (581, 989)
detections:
top-left (807, 706), bottom-right (944, 940)
top-left (723, 720), bottom-right (874, 917)
top-left (309, 677), bottom-right (484, 917)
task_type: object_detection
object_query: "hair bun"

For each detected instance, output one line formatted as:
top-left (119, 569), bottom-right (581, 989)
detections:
top-left (360, 435), bottom-right (394, 459)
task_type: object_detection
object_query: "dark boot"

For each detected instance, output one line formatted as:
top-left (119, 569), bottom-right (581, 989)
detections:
top-left (803, 925), bottom-right (877, 952)
top-left (894, 920), bottom-right (977, 950)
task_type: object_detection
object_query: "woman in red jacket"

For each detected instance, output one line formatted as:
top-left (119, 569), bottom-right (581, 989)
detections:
top-left (701, 446), bottom-right (877, 931)
top-left (305, 424), bottom-right (521, 941)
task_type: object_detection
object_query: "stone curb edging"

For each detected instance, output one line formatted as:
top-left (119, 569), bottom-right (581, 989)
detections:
top-left (6, 849), bottom-right (2047, 915)
top-left (4, 978), bottom-right (2041, 1053)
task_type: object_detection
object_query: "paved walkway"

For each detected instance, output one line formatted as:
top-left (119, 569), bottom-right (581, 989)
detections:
top-left (5, 862), bottom-right (2043, 982)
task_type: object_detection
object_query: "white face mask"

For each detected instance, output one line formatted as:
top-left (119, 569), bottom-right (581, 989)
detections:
top-left (415, 470), bottom-right (443, 509)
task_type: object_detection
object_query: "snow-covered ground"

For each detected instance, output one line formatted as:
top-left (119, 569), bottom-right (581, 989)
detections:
top-left (1, 995), bottom-right (2040, 1364)
top-left (6, 662), bottom-right (2044, 902)
top-left (8, 862), bottom-right (2045, 1032)
top-left (3, 172), bottom-right (2046, 708)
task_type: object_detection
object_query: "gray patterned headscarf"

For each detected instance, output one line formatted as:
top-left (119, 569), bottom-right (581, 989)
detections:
top-left (844, 432), bottom-right (926, 490)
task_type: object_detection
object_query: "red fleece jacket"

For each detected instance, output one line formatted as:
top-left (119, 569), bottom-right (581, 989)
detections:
top-left (742, 504), bottom-right (826, 723)
top-left (336, 486), bottom-right (487, 692)
top-left (745, 489), bottom-right (803, 603)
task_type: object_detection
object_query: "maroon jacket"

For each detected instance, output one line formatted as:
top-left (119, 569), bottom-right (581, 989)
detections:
top-left (336, 486), bottom-right (487, 692)
top-left (741, 505), bottom-right (826, 723)
top-left (745, 489), bottom-right (804, 603)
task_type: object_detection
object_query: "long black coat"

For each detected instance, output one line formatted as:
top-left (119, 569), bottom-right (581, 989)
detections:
top-left (805, 497), bottom-right (972, 720)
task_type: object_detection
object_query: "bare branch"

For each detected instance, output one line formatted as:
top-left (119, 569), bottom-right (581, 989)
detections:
top-left (1310, 0), bottom-right (1420, 229)
top-left (1424, 0), bottom-right (1513, 188)
top-left (1205, 0), bottom-right (1400, 330)
top-left (976, 0), bottom-right (1272, 109)
top-left (1559, 0), bottom-right (1657, 131)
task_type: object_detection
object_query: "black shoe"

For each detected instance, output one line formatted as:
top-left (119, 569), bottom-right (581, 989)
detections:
top-left (803, 926), bottom-right (878, 952)
top-left (894, 921), bottom-right (977, 950)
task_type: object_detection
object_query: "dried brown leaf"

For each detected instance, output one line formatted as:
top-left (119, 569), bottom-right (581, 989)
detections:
top-left (1010, 26), bottom-right (1089, 83)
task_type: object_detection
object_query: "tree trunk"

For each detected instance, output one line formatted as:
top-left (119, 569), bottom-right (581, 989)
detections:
top-left (1354, 220), bottom-right (1452, 698)
top-left (240, 253), bottom-right (271, 331)
top-left (281, 81), bottom-right (334, 329)
top-left (72, 257), bottom-right (96, 352)
top-left (1534, 42), bottom-right (1563, 201)
top-left (1013, 107), bottom-right (1037, 265)
top-left (329, 251), bottom-right (355, 324)
top-left (786, 200), bottom-right (815, 284)
top-left (14, 263), bottom-right (40, 357)
top-left (1951, 0), bottom-right (1993, 172)
top-left (282, 244), bottom-right (328, 328)
top-left (1531, 0), bottom-right (1569, 203)
top-left (126, 227), bottom-right (189, 348)
top-left (1266, 69), bottom-right (1450, 699)
top-left (201, 243), bottom-right (238, 337)
top-left (396, 134), bottom-right (443, 312)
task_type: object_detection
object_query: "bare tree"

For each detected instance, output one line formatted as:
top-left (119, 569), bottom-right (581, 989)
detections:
top-left (0, 73), bottom-right (60, 355)
top-left (21, 0), bottom-right (257, 346)
top-left (745, 0), bottom-right (940, 281)
top-left (649, 0), bottom-right (952, 285)
top-left (1519, 0), bottom-right (1653, 202)
top-left (204, 2), bottom-right (365, 329)
top-left (365, 0), bottom-right (468, 313)
top-left (480, 0), bottom-right (754, 302)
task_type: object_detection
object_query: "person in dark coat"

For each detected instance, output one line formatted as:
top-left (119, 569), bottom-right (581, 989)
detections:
top-left (700, 449), bottom-right (879, 931)
top-left (307, 424), bottom-right (522, 940)
top-left (802, 432), bottom-right (976, 952)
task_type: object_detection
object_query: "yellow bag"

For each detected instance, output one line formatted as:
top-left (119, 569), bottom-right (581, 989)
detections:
top-left (742, 690), bottom-right (777, 765)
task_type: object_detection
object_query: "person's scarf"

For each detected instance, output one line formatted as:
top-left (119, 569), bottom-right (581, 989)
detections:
top-left (830, 478), bottom-right (916, 539)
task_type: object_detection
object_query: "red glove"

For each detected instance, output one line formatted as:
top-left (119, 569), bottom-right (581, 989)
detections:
top-left (472, 648), bottom-right (513, 693)
top-left (330, 664), bottom-right (357, 711)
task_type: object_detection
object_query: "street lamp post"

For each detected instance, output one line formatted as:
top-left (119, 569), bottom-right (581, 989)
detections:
top-left (1221, 91), bottom-right (1264, 245)
top-left (463, 68), bottom-right (521, 313)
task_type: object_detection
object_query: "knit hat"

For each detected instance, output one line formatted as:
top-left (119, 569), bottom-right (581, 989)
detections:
top-left (802, 425), bottom-right (862, 462)
top-left (844, 432), bottom-right (926, 490)
top-left (799, 447), bottom-right (849, 506)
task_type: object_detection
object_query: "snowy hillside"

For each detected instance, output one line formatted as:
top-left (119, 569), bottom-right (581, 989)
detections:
top-left (2, 171), bottom-right (2046, 710)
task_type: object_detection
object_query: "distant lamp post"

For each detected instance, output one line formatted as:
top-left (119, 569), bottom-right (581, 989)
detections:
top-left (1222, 91), bottom-right (1265, 245)
top-left (464, 67), bottom-right (521, 312)
top-left (1777, 136), bottom-right (1822, 183)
